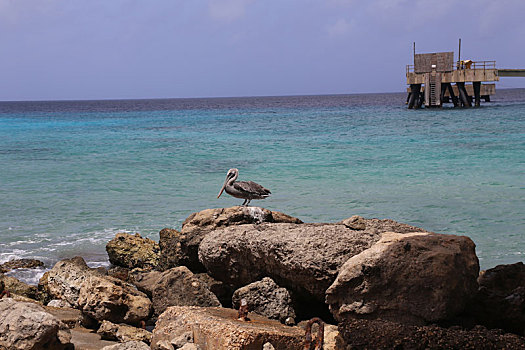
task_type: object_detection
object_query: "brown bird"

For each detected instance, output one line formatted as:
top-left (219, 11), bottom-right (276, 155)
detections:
top-left (217, 168), bottom-right (271, 206)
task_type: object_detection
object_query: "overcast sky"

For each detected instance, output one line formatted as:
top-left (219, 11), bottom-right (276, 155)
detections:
top-left (1, 0), bottom-right (524, 101)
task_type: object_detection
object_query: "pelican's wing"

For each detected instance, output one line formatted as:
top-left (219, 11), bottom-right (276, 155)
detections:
top-left (234, 181), bottom-right (271, 196)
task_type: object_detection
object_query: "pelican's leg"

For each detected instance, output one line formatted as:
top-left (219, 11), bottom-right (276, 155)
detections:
top-left (246, 199), bottom-right (251, 206)
top-left (241, 199), bottom-right (247, 206)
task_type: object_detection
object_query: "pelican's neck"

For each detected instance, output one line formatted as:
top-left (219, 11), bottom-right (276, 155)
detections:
top-left (227, 172), bottom-right (238, 186)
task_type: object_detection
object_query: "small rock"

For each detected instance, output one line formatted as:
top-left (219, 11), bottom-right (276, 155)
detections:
top-left (47, 299), bottom-right (73, 308)
top-left (263, 342), bottom-right (276, 350)
top-left (232, 277), bottom-right (296, 324)
top-left (340, 215), bottom-right (366, 230)
top-left (179, 344), bottom-right (199, 350)
top-left (170, 331), bottom-right (193, 348)
top-left (97, 320), bottom-right (152, 344)
top-left (101, 340), bottom-right (150, 350)
top-left (106, 233), bottom-right (160, 270)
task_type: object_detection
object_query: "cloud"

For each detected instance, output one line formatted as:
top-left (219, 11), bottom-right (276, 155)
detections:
top-left (327, 18), bottom-right (355, 37)
top-left (208, 0), bottom-right (252, 22)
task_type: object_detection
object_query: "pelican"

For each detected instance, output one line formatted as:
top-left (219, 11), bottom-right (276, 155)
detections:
top-left (217, 168), bottom-right (271, 206)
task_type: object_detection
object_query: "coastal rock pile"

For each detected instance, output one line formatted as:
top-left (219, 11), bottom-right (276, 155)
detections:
top-left (2, 206), bottom-right (525, 349)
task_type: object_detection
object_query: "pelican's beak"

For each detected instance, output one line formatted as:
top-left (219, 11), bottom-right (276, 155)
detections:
top-left (217, 179), bottom-right (227, 198)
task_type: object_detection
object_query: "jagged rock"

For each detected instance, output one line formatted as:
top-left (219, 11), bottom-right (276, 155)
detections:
top-left (70, 326), bottom-right (119, 350)
top-left (42, 256), bottom-right (103, 307)
top-left (47, 299), bottom-right (73, 308)
top-left (326, 232), bottom-right (479, 326)
top-left (194, 273), bottom-right (234, 308)
top-left (151, 266), bottom-right (221, 316)
top-left (0, 258), bottom-right (44, 273)
top-left (337, 318), bottom-right (525, 350)
top-left (159, 206), bottom-right (303, 271)
top-left (198, 218), bottom-right (425, 313)
top-left (101, 341), bottom-right (150, 350)
top-left (106, 233), bottom-right (160, 270)
top-left (468, 262), bottom-right (525, 335)
top-left (0, 298), bottom-right (71, 350)
top-left (78, 274), bottom-right (152, 325)
top-left (170, 331), bottom-right (193, 348)
top-left (0, 274), bottom-right (38, 300)
top-left (232, 277), bottom-right (296, 324)
top-left (151, 306), bottom-right (304, 350)
top-left (97, 320), bottom-right (152, 344)
top-left (44, 257), bottom-right (152, 325)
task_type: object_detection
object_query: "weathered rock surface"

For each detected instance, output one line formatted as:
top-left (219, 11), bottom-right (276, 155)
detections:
top-left (0, 273), bottom-right (38, 299)
top-left (194, 272), bottom-right (234, 308)
top-left (232, 277), bottom-right (296, 324)
top-left (151, 306), bottom-right (304, 350)
top-left (337, 318), bottom-right (525, 350)
top-left (199, 218), bottom-right (425, 304)
top-left (0, 298), bottom-right (71, 350)
top-left (106, 233), bottom-right (160, 270)
top-left (468, 262), bottom-right (525, 335)
top-left (42, 256), bottom-right (103, 307)
top-left (151, 266), bottom-right (221, 316)
top-left (97, 320), bottom-right (152, 344)
top-left (128, 269), bottom-right (162, 298)
top-left (44, 257), bottom-right (152, 325)
top-left (48, 299), bottom-right (74, 308)
top-left (101, 341), bottom-right (150, 350)
top-left (326, 231), bottom-right (479, 326)
top-left (78, 274), bottom-right (152, 324)
top-left (0, 258), bottom-right (44, 273)
top-left (159, 206), bottom-right (303, 271)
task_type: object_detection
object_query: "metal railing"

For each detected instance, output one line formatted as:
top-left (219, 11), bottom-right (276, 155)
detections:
top-left (406, 60), bottom-right (496, 74)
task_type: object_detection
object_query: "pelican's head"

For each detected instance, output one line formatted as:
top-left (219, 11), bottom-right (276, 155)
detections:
top-left (217, 168), bottom-right (239, 198)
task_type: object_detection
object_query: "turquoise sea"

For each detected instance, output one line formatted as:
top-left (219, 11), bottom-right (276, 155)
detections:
top-left (1, 91), bottom-right (524, 283)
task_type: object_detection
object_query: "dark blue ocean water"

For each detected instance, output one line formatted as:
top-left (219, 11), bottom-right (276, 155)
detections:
top-left (1, 91), bottom-right (524, 283)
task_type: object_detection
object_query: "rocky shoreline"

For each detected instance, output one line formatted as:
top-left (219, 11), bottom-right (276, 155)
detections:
top-left (1, 206), bottom-right (524, 349)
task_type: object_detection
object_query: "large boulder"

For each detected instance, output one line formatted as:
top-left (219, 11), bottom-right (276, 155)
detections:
top-left (42, 256), bottom-right (102, 308)
top-left (468, 262), bottom-right (525, 335)
top-left (337, 318), bottom-right (525, 350)
top-left (326, 232), bottom-right (479, 326)
top-left (151, 306), bottom-right (304, 350)
top-left (106, 233), bottom-right (160, 270)
top-left (159, 206), bottom-right (303, 271)
top-left (198, 218), bottom-right (425, 305)
top-left (232, 277), bottom-right (296, 324)
top-left (0, 298), bottom-right (71, 350)
top-left (43, 257), bottom-right (152, 325)
top-left (151, 266), bottom-right (221, 317)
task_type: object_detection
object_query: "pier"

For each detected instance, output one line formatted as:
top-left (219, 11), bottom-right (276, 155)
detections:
top-left (406, 41), bottom-right (525, 108)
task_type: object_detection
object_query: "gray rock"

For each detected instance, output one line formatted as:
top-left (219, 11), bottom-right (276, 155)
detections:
top-left (194, 273), bottom-right (234, 308)
top-left (101, 340), bottom-right (150, 350)
top-left (340, 215), bottom-right (366, 230)
top-left (263, 342), bottom-right (276, 350)
top-left (159, 206), bottom-right (303, 272)
top-left (106, 233), bottom-right (160, 270)
top-left (128, 269), bottom-right (162, 298)
top-left (151, 266), bottom-right (221, 316)
top-left (326, 231), bottom-right (479, 325)
top-left (0, 258), bottom-right (44, 273)
top-left (232, 277), bottom-right (296, 324)
top-left (170, 331), bottom-right (193, 348)
top-left (0, 298), bottom-right (71, 350)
